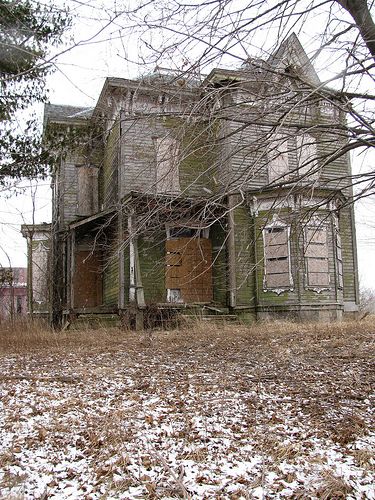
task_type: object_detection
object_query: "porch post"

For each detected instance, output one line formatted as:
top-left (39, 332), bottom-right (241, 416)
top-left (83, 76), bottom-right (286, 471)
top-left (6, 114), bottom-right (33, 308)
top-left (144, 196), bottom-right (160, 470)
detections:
top-left (128, 212), bottom-right (145, 309)
top-left (69, 229), bottom-right (75, 310)
top-left (118, 209), bottom-right (125, 310)
top-left (228, 194), bottom-right (237, 308)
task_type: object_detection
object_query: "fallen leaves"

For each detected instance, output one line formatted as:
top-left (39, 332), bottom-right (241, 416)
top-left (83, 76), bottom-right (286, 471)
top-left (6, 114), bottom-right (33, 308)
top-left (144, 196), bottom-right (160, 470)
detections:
top-left (0, 322), bottom-right (374, 498)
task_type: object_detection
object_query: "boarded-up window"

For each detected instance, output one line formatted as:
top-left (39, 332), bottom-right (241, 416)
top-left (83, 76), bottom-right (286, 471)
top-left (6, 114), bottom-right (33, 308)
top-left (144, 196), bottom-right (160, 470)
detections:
top-left (268, 134), bottom-right (289, 183)
top-left (336, 230), bottom-right (343, 288)
top-left (296, 133), bottom-right (319, 180)
top-left (155, 136), bottom-right (180, 194)
top-left (304, 226), bottom-right (330, 287)
top-left (74, 249), bottom-right (102, 308)
top-left (166, 237), bottom-right (212, 302)
top-left (77, 166), bottom-right (99, 216)
top-left (263, 225), bottom-right (292, 289)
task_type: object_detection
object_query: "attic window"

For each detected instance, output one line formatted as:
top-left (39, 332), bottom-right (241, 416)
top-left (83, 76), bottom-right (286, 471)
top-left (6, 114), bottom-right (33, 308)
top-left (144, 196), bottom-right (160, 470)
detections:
top-left (263, 224), bottom-right (292, 290)
top-left (321, 100), bottom-right (335, 117)
top-left (304, 226), bottom-right (330, 288)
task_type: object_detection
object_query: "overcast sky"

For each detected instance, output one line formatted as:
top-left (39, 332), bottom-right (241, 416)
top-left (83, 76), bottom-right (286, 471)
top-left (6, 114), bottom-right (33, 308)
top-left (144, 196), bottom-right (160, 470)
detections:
top-left (1, 0), bottom-right (374, 291)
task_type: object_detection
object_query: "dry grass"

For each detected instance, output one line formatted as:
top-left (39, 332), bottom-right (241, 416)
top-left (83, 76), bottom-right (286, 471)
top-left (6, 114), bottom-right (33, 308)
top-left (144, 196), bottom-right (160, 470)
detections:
top-left (0, 317), bottom-right (374, 498)
top-left (0, 315), bottom-right (373, 351)
top-left (315, 471), bottom-right (353, 499)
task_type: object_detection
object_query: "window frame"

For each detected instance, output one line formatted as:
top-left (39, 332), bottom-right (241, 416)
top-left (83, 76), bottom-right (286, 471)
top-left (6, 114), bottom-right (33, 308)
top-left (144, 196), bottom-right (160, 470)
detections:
top-left (154, 135), bottom-right (181, 195)
top-left (263, 220), bottom-right (293, 292)
top-left (267, 133), bottom-right (290, 184)
top-left (303, 222), bottom-right (330, 290)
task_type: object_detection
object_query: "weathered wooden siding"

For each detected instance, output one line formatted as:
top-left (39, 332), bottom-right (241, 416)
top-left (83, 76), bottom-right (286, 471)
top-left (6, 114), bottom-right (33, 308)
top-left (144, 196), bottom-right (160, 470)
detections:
top-left (60, 158), bottom-right (79, 226)
top-left (119, 115), bottom-right (216, 199)
top-left (233, 202), bottom-right (256, 307)
top-left (211, 222), bottom-right (227, 305)
top-left (103, 120), bottom-right (120, 208)
top-left (178, 120), bottom-right (217, 196)
top-left (218, 90), bottom-right (351, 196)
top-left (102, 229), bottom-right (119, 307)
top-left (340, 205), bottom-right (359, 304)
top-left (139, 234), bottom-right (166, 303)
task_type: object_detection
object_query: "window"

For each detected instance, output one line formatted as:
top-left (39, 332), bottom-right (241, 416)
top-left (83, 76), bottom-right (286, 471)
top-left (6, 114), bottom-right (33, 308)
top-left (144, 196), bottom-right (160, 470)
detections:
top-left (155, 136), bottom-right (180, 194)
top-left (263, 224), bottom-right (292, 289)
top-left (320, 100), bottom-right (335, 117)
top-left (76, 165), bottom-right (99, 216)
top-left (304, 226), bottom-right (330, 288)
top-left (296, 133), bottom-right (319, 180)
top-left (16, 296), bottom-right (22, 314)
top-left (165, 237), bottom-right (213, 303)
top-left (268, 133), bottom-right (289, 183)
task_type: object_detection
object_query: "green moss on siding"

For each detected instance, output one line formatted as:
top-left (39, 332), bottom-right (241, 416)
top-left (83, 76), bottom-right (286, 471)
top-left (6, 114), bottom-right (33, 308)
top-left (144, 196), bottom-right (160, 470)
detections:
top-left (211, 222), bottom-right (227, 305)
top-left (103, 254), bottom-right (118, 306)
top-left (139, 234), bottom-right (166, 303)
top-left (103, 229), bottom-right (119, 307)
top-left (340, 206), bottom-right (357, 302)
top-left (163, 117), bottom-right (218, 196)
top-left (233, 204), bottom-right (256, 306)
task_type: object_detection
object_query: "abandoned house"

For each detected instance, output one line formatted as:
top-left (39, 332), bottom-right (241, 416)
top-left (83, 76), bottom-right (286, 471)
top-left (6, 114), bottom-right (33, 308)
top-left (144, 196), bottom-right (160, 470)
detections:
top-left (0, 268), bottom-right (27, 321)
top-left (24, 34), bottom-right (359, 327)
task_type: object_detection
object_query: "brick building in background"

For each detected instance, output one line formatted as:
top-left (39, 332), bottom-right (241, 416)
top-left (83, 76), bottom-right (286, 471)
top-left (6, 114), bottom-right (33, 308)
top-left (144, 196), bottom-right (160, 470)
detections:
top-left (0, 268), bottom-right (27, 321)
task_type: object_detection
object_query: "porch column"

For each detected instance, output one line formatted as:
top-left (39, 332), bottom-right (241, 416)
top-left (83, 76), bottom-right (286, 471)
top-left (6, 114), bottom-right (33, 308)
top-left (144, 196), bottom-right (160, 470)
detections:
top-left (118, 209), bottom-right (125, 310)
top-left (228, 194), bottom-right (237, 308)
top-left (69, 229), bottom-right (75, 310)
top-left (128, 213), bottom-right (145, 308)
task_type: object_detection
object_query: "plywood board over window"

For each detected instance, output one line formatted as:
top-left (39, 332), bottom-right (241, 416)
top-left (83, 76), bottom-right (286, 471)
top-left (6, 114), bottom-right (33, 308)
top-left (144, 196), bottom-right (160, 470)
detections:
top-left (304, 226), bottom-right (330, 288)
top-left (268, 133), bottom-right (289, 183)
top-left (296, 133), bottom-right (319, 180)
top-left (155, 136), bottom-right (181, 194)
top-left (74, 250), bottom-right (102, 308)
top-left (166, 237), bottom-right (212, 303)
top-left (263, 224), bottom-right (292, 290)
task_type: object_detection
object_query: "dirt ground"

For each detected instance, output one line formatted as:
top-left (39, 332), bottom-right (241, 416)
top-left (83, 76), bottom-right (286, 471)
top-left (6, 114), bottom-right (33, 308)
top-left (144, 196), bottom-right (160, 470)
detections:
top-left (0, 319), bottom-right (374, 499)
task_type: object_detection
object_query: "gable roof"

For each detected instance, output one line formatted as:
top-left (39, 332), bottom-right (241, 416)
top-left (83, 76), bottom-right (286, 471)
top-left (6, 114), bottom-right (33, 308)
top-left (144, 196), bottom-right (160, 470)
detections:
top-left (268, 33), bottom-right (320, 86)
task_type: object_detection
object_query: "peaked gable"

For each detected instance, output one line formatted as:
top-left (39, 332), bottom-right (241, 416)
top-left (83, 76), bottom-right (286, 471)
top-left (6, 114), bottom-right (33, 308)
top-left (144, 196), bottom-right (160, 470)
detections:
top-left (268, 33), bottom-right (320, 86)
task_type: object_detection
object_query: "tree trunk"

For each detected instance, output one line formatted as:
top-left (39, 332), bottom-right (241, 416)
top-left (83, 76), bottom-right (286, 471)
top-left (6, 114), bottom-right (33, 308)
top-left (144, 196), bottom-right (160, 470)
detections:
top-left (336, 0), bottom-right (375, 62)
